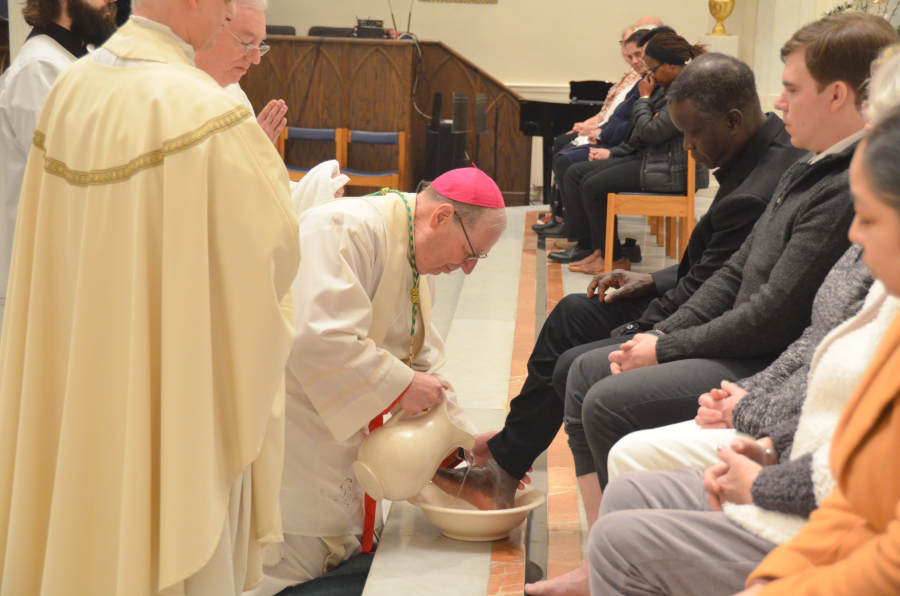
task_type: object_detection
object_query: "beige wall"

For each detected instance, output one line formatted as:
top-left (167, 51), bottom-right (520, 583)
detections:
top-left (266, 0), bottom-right (758, 88)
top-left (9, 3), bottom-right (29, 62)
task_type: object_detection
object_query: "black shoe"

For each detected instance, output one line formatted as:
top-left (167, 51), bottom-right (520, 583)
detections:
top-left (531, 218), bottom-right (560, 233)
top-left (540, 222), bottom-right (567, 238)
top-left (622, 238), bottom-right (642, 263)
top-left (548, 245), bottom-right (593, 263)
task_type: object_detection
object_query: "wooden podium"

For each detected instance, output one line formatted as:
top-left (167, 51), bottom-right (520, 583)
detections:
top-left (240, 36), bottom-right (531, 205)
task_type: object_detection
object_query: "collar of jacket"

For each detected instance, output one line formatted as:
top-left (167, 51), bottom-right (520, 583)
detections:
top-left (775, 137), bottom-right (860, 205)
top-left (102, 18), bottom-right (192, 67)
top-left (713, 113), bottom-right (788, 199)
top-left (26, 21), bottom-right (87, 58)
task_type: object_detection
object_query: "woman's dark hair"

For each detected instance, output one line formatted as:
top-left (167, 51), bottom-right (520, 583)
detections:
top-left (645, 32), bottom-right (706, 66)
top-left (22, 0), bottom-right (63, 28)
top-left (862, 105), bottom-right (900, 217)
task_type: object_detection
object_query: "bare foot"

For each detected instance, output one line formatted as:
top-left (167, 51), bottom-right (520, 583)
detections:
top-left (569, 251), bottom-right (603, 269)
top-left (431, 459), bottom-right (519, 510)
top-left (580, 257), bottom-right (631, 276)
top-left (525, 563), bottom-right (589, 596)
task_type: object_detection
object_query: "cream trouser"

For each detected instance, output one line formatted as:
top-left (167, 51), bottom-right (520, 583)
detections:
top-left (607, 420), bottom-right (750, 480)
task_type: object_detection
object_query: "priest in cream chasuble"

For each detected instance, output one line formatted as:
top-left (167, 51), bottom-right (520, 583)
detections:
top-left (0, 12), bottom-right (298, 596)
top-left (254, 170), bottom-right (507, 595)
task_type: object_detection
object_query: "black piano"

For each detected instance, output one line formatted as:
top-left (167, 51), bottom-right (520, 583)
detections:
top-left (520, 80), bottom-right (613, 203)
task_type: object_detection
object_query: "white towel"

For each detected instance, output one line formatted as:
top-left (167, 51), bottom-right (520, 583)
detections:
top-left (289, 160), bottom-right (350, 218)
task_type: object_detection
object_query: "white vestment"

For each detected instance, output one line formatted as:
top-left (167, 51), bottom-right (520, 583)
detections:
top-left (0, 18), bottom-right (298, 596)
top-left (256, 192), bottom-right (475, 595)
top-left (226, 83), bottom-right (255, 114)
top-left (0, 34), bottom-right (78, 333)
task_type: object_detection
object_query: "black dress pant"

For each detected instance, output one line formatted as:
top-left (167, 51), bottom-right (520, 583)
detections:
top-left (486, 292), bottom-right (656, 479)
top-left (550, 132), bottom-right (579, 216)
top-left (562, 156), bottom-right (643, 259)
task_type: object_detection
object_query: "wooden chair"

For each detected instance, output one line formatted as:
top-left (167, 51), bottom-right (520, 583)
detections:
top-left (604, 153), bottom-right (698, 272)
top-left (342, 130), bottom-right (406, 190)
top-left (277, 126), bottom-right (348, 182)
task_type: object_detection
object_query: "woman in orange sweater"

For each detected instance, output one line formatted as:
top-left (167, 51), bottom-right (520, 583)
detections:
top-left (736, 104), bottom-right (900, 596)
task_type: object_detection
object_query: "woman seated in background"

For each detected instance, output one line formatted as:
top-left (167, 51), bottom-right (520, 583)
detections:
top-left (535, 24), bottom-right (660, 241)
top-left (552, 32), bottom-right (708, 275)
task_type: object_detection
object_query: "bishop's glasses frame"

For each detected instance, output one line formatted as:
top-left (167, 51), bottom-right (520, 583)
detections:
top-left (455, 213), bottom-right (489, 261)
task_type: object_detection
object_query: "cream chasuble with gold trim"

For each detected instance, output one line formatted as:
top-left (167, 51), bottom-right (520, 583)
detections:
top-left (0, 20), bottom-right (298, 596)
top-left (281, 192), bottom-right (475, 541)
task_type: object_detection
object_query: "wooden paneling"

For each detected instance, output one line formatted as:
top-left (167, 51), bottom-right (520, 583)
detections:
top-left (241, 36), bottom-right (531, 205)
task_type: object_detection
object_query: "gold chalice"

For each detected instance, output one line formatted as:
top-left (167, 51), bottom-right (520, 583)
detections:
top-left (709, 0), bottom-right (735, 36)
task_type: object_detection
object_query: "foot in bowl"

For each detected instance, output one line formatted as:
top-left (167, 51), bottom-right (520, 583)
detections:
top-left (431, 459), bottom-right (519, 510)
top-left (524, 562), bottom-right (588, 596)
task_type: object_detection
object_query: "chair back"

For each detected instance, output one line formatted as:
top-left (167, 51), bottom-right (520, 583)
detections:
top-left (344, 129), bottom-right (407, 191)
top-left (277, 127), bottom-right (348, 182)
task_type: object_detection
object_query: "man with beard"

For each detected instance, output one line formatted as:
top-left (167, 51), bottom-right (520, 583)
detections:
top-left (195, 0), bottom-right (288, 145)
top-left (0, 0), bottom-right (117, 332)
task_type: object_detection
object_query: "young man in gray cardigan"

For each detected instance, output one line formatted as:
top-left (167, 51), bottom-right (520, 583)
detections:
top-left (560, 10), bottom-right (898, 534)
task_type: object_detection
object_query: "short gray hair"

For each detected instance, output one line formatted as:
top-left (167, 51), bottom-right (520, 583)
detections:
top-left (865, 44), bottom-right (900, 125)
top-left (420, 185), bottom-right (506, 231)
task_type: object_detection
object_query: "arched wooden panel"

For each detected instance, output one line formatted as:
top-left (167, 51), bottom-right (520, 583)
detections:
top-left (241, 36), bottom-right (530, 203)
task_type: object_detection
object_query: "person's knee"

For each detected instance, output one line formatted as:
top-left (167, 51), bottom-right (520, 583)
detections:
top-left (563, 161), bottom-right (592, 191)
top-left (607, 430), bottom-right (654, 479)
top-left (588, 510), bottom-right (636, 572)
top-left (581, 383), bottom-right (614, 434)
top-left (599, 471), bottom-right (659, 515)
top-left (552, 352), bottom-right (574, 400)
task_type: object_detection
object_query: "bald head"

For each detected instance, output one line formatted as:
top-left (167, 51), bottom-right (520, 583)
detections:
top-left (634, 16), bottom-right (664, 27)
top-left (133, 0), bottom-right (235, 52)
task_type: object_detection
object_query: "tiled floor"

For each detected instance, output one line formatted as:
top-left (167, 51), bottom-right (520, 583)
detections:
top-left (363, 194), bottom-right (715, 595)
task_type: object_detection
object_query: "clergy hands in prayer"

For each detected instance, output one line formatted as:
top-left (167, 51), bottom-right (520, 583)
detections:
top-left (608, 333), bottom-right (660, 374)
top-left (638, 73), bottom-right (655, 98)
top-left (400, 371), bottom-right (448, 415)
top-left (703, 443), bottom-right (763, 511)
top-left (695, 381), bottom-right (748, 429)
top-left (588, 270), bottom-right (656, 302)
top-left (589, 147), bottom-right (611, 161)
top-left (257, 99), bottom-right (288, 145)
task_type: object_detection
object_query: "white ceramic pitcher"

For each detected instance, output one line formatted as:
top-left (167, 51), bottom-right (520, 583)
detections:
top-left (353, 400), bottom-right (475, 501)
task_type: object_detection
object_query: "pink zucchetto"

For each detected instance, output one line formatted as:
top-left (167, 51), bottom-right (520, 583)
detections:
top-left (430, 166), bottom-right (505, 209)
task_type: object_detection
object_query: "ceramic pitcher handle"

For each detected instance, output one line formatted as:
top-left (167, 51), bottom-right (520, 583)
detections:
top-left (382, 408), bottom-right (414, 427)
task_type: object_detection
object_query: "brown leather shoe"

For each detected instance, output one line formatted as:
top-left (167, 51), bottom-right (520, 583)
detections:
top-left (580, 258), bottom-right (631, 275)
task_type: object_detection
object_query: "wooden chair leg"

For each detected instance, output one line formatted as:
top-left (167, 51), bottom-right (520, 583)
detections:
top-left (665, 217), bottom-right (677, 259)
top-left (679, 213), bottom-right (691, 261)
top-left (649, 216), bottom-right (659, 239)
top-left (605, 195), bottom-right (617, 273)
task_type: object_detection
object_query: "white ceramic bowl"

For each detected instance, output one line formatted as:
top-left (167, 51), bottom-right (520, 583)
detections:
top-left (408, 482), bottom-right (546, 542)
